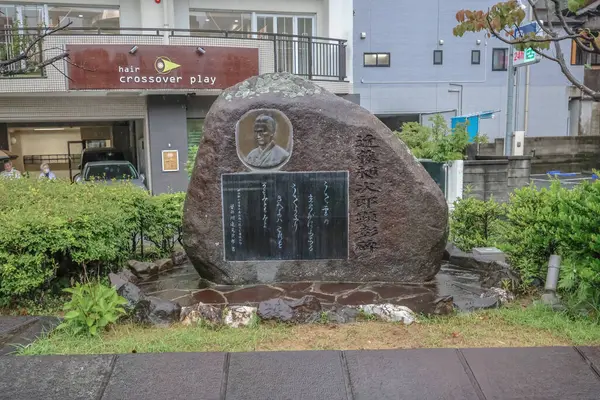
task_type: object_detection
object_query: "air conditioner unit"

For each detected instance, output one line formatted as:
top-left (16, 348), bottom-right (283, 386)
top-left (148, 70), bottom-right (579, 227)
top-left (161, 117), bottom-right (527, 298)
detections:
top-left (512, 130), bottom-right (525, 156)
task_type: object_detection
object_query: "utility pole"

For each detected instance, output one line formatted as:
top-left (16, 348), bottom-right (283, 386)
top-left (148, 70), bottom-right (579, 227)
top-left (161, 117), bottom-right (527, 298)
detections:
top-left (505, 47), bottom-right (515, 156)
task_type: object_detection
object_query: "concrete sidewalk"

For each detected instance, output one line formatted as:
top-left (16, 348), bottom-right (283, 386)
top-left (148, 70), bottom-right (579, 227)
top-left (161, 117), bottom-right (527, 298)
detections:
top-left (1, 346), bottom-right (600, 399)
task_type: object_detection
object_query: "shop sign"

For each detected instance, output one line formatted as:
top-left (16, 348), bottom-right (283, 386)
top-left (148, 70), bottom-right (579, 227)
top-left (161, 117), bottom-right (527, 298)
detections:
top-left (66, 45), bottom-right (259, 90)
top-left (161, 150), bottom-right (179, 172)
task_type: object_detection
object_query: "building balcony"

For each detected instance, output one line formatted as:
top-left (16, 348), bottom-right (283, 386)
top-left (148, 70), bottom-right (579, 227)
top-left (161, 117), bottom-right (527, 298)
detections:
top-left (0, 27), bottom-right (351, 95)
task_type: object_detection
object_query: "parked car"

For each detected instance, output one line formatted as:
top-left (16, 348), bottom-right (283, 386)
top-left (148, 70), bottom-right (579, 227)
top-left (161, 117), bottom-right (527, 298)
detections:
top-left (73, 148), bottom-right (127, 182)
top-left (75, 160), bottom-right (146, 189)
top-left (78, 147), bottom-right (126, 169)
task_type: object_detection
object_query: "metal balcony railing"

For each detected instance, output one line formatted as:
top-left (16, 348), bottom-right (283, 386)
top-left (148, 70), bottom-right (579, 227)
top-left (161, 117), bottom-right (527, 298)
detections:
top-left (0, 27), bottom-right (348, 82)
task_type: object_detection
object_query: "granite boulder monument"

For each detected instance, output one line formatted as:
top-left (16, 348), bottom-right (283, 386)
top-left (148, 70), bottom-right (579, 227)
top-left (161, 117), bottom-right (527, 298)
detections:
top-left (183, 72), bottom-right (448, 284)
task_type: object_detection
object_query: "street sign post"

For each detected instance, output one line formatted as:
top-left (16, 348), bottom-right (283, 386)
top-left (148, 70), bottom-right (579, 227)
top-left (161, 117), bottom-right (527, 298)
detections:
top-left (506, 20), bottom-right (540, 155)
top-left (513, 21), bottom-right (541, 68)
top-left (513, 47), bottom-right (540, 67)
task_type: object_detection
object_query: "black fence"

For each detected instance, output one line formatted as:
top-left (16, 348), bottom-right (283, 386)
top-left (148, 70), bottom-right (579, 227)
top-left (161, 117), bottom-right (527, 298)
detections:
top-left (23, 154), bottom-right (80, 165)
top-left (0, 27), bottom-right (348, 81)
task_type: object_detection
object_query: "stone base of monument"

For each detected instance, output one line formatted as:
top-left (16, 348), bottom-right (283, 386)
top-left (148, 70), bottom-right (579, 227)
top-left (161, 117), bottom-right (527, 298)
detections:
top-left (134, 261), bottom-right (510, 317)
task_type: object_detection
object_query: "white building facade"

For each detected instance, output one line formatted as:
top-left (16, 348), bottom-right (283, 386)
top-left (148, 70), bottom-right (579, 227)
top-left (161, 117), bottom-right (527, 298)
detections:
top-left (0, 0), bottom-right (353, 193)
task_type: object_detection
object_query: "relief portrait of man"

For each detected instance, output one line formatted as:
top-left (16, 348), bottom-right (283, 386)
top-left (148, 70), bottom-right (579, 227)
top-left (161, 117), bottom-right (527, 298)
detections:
top-left (245, 114), bottom-right (290, 168)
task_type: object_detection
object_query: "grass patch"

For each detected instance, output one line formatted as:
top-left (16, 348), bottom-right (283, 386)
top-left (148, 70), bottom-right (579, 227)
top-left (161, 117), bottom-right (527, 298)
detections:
top-left (17, 301), bottom-right (600, 356)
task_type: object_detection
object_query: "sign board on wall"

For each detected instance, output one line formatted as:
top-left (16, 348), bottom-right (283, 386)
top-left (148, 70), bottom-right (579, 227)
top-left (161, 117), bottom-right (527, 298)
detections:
top-left (66, 45), bottom-right (259, 90)
top-left (161, 150), bottom-right (179, 172)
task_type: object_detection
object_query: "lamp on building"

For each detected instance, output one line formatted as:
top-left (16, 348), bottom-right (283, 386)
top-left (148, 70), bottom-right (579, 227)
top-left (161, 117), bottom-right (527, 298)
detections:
top-left (129, 45), bottom-right (139, 55)
top-left (476, 39), bottom-right (481, 45)
top-left (439, 39), bottom-right (444, 45)
top-left (196, 47), bottom-right (206, 55)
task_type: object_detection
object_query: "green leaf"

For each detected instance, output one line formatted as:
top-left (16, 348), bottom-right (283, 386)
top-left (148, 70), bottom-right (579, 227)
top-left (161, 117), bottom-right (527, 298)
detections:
top-left (64, 310), bottom-right (80, 320)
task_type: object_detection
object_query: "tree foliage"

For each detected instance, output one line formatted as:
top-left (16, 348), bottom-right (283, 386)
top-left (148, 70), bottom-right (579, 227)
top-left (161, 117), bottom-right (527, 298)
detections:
top-left (453, 0), bottom-right (600, 100)
top-left (0, 20), bottom-right (74, 77)
top-left (396, 114), bottom-right (471, 162)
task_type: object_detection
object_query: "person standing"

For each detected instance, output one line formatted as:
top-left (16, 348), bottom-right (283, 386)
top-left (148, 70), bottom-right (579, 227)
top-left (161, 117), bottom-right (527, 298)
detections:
top-left (39, 163), bottom-right (56, 180)
top-left (1, 160), bottom-right (22, 179)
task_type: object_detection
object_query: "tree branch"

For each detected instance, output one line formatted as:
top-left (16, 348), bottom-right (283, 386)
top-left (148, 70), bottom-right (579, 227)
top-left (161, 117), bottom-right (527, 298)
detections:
top-left (0, 21), bottom-right (72, 68)
top-left (0, 52), bottom-right (69, 76)
top-left (545, 0), bottom-right (600, 99)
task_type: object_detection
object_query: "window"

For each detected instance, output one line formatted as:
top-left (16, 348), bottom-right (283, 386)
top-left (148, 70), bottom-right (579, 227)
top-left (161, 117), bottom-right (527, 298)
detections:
top-left (47, 6), bottom-right (120, 30)
top-left (189, 10), bottom-right (252, 37)
top-left (571, 40), bottom-right (600, 66)
top-left (471, 50), bottom-right (481, 65)
top-left (492, 48), bottom-right (508, 71)
top-left (363, 53), bottom-right (390, 67)
top-left (433, 50), bottom-right (443, 65)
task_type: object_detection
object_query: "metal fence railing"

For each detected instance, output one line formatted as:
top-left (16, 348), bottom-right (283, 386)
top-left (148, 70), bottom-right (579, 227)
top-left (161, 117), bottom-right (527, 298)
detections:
top-left (0, 27), bottom-right (348, 81)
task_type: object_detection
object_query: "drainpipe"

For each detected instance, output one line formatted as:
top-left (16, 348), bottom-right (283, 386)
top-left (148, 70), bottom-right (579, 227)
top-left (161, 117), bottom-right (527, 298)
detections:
top-left (162, 0), bottom-right (169, 44)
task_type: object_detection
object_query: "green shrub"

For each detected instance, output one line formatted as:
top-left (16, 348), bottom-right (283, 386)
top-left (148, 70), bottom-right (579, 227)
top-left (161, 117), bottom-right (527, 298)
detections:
top-left (449, 192), bottom-right (505, 252)
top-left (0, 179), bottom-right (185, 305)
top-left (449, 178), bottom-right (600, 310)
top-left (553, 180), bottom-right (600, 310)
top-left (141, 192), bottom-right (185, 255)
top-left (187, 144), bottom-right (199, 178)
top-left (57, 282), bottom-right (127, 336)
top-left (496, 182), bottom-right (565, 286)
top-left (396, 114), bottom-right (470, 162)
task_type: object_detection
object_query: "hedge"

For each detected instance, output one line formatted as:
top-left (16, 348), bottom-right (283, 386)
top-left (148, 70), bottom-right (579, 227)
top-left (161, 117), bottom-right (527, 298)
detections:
top-left (450, 179), bottom-right (600, 312)
top-left (0, 178), bottom-right (184, 305)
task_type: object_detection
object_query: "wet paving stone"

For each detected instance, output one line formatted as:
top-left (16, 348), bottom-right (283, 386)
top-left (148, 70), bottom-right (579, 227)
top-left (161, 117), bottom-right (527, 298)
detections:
top-left (390, 293), bottom-right (438, 314)
top-left (134, 262), bottom-right (487, 314)
top-left (336, 290), bottom-right (380, 305)
top-left (137, 277), bottom-right (204, 293)
top-left (190, 289), bottom-right (227, 304)
top-left (316, 283), bottom-right (361, 295)
top-left (146, 289), bottom-right (192, 302)
top-left (369, 284), bottom-right (432, 300)
top-left (287, 291), bottom-right (336, 304)
top-left (224, 285), bottom-right (284, 304)
top-left (272, 282), bottom-right (313, 293)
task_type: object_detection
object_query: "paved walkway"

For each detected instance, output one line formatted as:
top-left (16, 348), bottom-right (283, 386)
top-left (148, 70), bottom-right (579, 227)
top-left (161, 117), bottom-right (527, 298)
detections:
top-left (2, 316), bottom-right (600, 399)
top-left (1, 345), bottom-right (600, 399)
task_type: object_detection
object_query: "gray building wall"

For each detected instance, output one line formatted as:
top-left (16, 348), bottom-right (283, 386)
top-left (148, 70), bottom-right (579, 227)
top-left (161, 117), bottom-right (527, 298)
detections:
top-left (147, 95), bottom-right (189, 194)
top-left (353, 0), bottom-right (584, 139)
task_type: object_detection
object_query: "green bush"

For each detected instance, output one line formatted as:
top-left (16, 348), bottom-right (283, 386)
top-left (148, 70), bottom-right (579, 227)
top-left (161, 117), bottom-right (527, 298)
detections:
top-left (450, 178), bottom-right (600, 311)
top-left (554, 180), bottom-right (600, 310)
top-left (396, 114), bottom-right (470, 162)
top-left (187, 144), bottom-right (199, 178)
top-left (57, 282), bottom-right (127, 336)
top-left (0, 179), bottom-right (184, 305)
top-left (449, 192), bottom-right (504, 252)
top-left (141, 192), bottom-right (185, 255)
top-left (496, 182), bottom-right (565, 286)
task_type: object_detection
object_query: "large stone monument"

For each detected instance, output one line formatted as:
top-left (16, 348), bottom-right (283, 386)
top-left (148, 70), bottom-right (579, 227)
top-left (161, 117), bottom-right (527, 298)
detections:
top-left (183, 72), bottom-right (448, 285)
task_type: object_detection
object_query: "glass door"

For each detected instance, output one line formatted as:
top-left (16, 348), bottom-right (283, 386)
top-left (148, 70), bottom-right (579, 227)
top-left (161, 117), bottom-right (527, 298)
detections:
top-left (255, 15), bottom-right (315, 75)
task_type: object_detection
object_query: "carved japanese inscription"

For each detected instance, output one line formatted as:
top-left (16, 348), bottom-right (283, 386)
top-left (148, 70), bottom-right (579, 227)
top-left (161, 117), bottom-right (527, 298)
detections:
top-left (354, 133), bottom-right (381, 256)
top-left (221, 171), bottom-right (348, 261)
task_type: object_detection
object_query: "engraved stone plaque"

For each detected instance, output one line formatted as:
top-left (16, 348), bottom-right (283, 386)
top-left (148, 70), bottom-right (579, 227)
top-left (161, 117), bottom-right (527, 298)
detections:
top-left (221, 171), bottom-right (349, 261)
